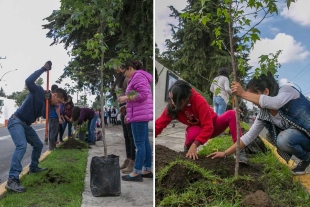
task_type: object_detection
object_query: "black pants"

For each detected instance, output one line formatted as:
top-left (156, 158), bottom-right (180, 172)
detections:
top-left (48, 118), bottom-right (59, 150)
top-left (112, 117), bottom-right (117, 125)
top-left (121, 113), bottom-right (135, 160)
top-left (104, 116), bottom-right (108, 126)
top-left (58, 124), bottom-right (64, 141)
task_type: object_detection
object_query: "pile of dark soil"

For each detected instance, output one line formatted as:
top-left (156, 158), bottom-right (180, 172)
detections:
top-left (155, 145), bottom-right (279, 207)
top-left (60, 138), bottom-right (89, 149)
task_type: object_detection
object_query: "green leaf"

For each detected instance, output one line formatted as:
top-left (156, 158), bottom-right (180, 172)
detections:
top-left (180, 12), bottom-right (188, 19)
top-left (201, 15), bottom-right (210, 25)
top-left (214, 27), bottom-right (221, 38)
top-left (245, 19), bottom-right (251, 26)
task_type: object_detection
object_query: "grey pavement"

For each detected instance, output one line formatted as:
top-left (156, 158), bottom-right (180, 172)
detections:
top-left (155, 121), bottom-right (186, 152)
top-left (81, 125), bottom-right (153, 207)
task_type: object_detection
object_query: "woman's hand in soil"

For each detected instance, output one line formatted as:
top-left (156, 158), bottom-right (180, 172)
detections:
top-left (207, 151), bottom-right (226, 159)
top-left (186, 144), bottom-right (198, 160)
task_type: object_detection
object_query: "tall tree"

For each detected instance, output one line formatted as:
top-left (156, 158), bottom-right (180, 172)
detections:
top-left (157, 0), bottom-right (249, 98)
top-left (0, 87), bottom-right (6, 97)
top-left (35, 77), bottom-right (44, 86)
top-left (190, 0), bottom-right (296, 176)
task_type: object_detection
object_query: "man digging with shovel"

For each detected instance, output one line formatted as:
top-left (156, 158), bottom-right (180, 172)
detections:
top-left (5, 61), bottom-right (67, 193)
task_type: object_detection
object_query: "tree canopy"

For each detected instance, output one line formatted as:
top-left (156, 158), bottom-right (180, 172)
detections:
top-left (156, 0), bottom-right (250, 98)
top-left (42, 0), bottom-right (153, 97)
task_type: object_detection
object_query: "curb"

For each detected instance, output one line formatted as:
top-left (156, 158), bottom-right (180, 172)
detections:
top-left (0, 136), bottom-right (68, 197)
top-left (259, 135), bottom-right (310, 193)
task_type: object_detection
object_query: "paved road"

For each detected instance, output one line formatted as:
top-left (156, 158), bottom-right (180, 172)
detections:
top-left (0, 123), bottom-right (68, 184)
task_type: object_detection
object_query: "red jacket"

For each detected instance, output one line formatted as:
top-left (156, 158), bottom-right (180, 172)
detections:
top-left (155, 88), bottom-right (217, 146)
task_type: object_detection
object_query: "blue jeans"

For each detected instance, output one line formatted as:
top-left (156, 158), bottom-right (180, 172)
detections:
top-left (277, 128), bottom-right (310, 161)
top-left (213, 96), bottom-right (227, 116)
top-left (87, 113), bottom-right (98, 143)
top-left (8, 116), bottom-right (43, 179)
top-left (131, 122), bottom-right (152, 174)
top-left (62, 121), bottom-right (72, 137)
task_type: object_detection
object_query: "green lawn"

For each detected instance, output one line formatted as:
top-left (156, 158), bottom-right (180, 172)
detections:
top-left (0, 147), bottom-right (88, 207)
top-left (156, 122), bottom-right (310, 206)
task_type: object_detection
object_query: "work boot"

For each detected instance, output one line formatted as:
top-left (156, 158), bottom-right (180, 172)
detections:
top-left (122, 160), bottom-right (134, 174)
top-left (5, 178), bottom-right (26, 193)
top-left (29, 167), bottom-right (48, 174)
top-left (120, 159), bottom-right (129, 170)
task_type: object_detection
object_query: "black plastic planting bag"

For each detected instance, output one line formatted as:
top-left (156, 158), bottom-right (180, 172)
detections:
top-left (90, 155), bottom-right (121, 196)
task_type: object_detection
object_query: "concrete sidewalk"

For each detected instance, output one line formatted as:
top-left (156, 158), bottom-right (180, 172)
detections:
top-left (156, 121), bottom-right (310, 192)
top-left (81, 125), bottom-right (154, 207)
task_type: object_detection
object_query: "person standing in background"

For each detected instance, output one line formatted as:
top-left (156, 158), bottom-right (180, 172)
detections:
top-left (113, 66), bottom-right (136, 174)
top-left (118, 59), bottom-right (153, 182)
top-left (210, 67), bottom-right (231, 115)
top-left (62, 95), bottom-right (74, 139)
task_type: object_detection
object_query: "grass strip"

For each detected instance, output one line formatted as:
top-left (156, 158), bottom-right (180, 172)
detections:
top-left (0, 148), bottom-right (88, 207)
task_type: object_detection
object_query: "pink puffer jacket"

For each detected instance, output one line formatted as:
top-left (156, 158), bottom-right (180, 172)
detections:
top-left (126, 70), bottom-right (153, 123)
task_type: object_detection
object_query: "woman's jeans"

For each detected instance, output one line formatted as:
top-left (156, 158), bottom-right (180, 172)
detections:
top-left (62, 121), bottom-right (72, 137)
top-left (121, 114), bottom-right (136, 160)
top-left (277, 128), bottom-right (310, 161)
top-left (131, 122), bottom-right (152, 174)
top-left (8, 115), bottom-right (43, 179)
top-left (87, 113), bottom-right (99, 143)
top-left (213, 96), bottom-right (227, 116)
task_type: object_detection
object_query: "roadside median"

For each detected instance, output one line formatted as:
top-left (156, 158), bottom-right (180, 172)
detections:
top-left (0, 137), bottom-right (88, 207)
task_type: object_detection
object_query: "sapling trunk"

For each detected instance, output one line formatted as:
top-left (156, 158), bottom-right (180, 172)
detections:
top-left (228, 2), bottom-right (241, 177)
top-left (100, 53), bottom-right (107, 158)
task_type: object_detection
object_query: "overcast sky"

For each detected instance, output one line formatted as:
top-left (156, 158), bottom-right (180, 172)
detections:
top-left (155, 0), bottom-right (310, 96)
top-left (0, 0), bottom-right (96, 104)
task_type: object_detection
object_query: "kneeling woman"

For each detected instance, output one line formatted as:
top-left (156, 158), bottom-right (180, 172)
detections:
top-left (155, 80), bottom-right (244, 161)
top-left (208, 72), bottom-right (310, 175)
top-left (72, 107), bottom-right (98, 145)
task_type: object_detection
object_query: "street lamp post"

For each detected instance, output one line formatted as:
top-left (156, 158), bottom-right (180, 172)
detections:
top-left (0, 69), bottom-right (18, 81)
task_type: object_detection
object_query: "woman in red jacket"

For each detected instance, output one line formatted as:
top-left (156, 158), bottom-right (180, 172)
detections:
top-left (156, 80), bottom-right (244, 161)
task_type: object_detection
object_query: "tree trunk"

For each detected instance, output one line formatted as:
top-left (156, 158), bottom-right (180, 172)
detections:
top-left (99, 20), bottom-right (107, 157)
top-left (100, 56), bottom-right (107, 157)
top-left (228, 2), bottom-right (241, 177)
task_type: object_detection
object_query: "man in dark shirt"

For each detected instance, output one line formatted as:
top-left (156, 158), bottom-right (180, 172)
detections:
top-left (5, 61), bottom-right (67, 193)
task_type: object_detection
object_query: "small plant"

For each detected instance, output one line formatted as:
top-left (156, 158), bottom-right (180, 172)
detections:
top-left (128, 90), bottom-right (138, 99)
top-left (73, 120), bottom-right (88, 133)
top-left (79, 121), bottom-right (88, 132)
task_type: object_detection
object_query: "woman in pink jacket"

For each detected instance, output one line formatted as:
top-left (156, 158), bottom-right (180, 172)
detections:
top-left (118, 59), bottom-right (153, 182)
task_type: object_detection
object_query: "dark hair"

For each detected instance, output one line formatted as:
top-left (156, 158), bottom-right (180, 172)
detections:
top-left (72, 106), bottom-right (81, 122)
top-left (53, 88), bottom-right (67, 101)
top-left (167, 80), bottom-right (192, 119)
top-left (51, 84), bottom-right (58, 92)
top-left (246, 72), bottom-right (279, 97)
top-left (218, 67), bottom-right (229, 78)
top-left (120, 59), bottom-right (143, 71)
top-left (66, 95), bottom-right (74, 107)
